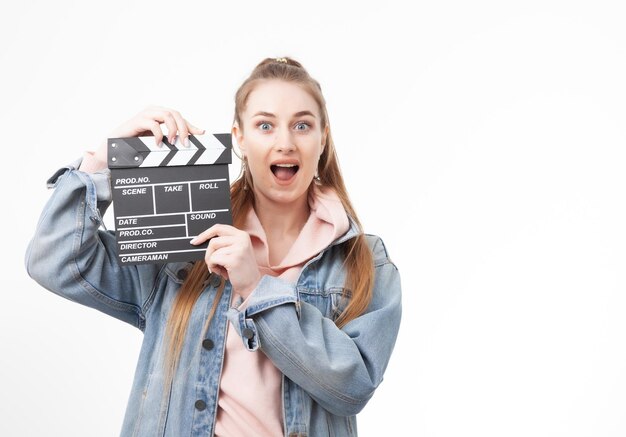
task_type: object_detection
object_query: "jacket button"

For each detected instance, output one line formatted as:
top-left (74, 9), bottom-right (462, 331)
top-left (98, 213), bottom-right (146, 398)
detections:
top-left (202, 339), bottom-right (214, 350)
top-left (195, 399), bottom-right (207, 411)
top-left (242, 328), bottom-right (254, 339)
top-left (176, 269), bottom-right (188, 280)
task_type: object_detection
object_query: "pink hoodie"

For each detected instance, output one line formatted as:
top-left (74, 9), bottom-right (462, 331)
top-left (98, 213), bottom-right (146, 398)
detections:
top-left (214, 186), bottom-right (350, 436)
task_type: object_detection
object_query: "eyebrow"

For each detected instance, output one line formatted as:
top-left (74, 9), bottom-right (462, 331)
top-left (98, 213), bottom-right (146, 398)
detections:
top-left (252, 110), bottom-right (317, 118)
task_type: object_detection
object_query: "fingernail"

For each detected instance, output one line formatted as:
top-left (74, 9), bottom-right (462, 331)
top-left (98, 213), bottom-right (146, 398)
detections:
top-left (190, 237), bottom-right (198, 244)
top-left (156, 140), bottom-right (162, 148)
top-left (184, 137), bottom-right (190, 147)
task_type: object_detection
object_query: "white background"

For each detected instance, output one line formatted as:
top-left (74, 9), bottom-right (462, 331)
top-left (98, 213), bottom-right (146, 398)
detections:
top-left (2, 1), bottom-right (625, 436)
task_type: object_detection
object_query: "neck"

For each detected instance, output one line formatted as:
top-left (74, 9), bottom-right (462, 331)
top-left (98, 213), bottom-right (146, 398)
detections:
top-left (253, 189), bottom-right (311, 239)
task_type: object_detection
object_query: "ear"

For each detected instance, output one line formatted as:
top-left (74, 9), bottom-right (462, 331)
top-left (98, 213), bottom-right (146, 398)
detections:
top-left (321, 125), bottom-right (329, 155)
top-left (232, 122), bottom-right (245, 155)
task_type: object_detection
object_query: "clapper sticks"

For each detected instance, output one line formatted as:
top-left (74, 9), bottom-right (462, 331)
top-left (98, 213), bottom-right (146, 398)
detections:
top-left (108, 133), bottom-right (233, 265)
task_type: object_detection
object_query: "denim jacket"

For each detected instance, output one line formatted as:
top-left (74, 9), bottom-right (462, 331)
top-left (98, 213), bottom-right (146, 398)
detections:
top-left (24, 162), bottom-right (402, 437)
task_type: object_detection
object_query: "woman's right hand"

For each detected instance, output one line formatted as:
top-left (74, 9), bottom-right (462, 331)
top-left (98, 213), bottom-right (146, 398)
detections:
top-left (92, 105), bottom-right (206, 165)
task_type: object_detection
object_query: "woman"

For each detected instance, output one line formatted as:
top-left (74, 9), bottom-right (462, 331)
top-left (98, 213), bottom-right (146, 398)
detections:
top-left (25, 57), bottom-right (402, 436)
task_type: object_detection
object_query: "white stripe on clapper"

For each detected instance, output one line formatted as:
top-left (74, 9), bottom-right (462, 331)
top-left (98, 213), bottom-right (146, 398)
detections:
top-left (136, 134), bottom-right (226, 167)
top-left (139, 137), bottom-right (168, 167)
top-left (168, 141), bottom-right (198, 166)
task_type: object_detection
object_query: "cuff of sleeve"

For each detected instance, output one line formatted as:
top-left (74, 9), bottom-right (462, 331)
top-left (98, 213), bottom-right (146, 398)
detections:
top-left (46, 157), bottom-right (82, 188)
top-left (46, 158), bottom-right (113, 225)
top-left (47, 157), bottom-right (112, 204)
top-left (85, 169), bottom-right (112, 204)
top-left (225, 275), bottom-right (301, 352)
top-left (243, 275), bottom-right (299, 317)
top-left (76, 152), bottom-right (112, 203)
top-left (226, 309), bottom-right (260, 351)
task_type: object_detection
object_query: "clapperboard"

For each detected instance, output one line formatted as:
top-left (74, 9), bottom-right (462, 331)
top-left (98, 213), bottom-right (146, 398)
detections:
top-left (108, 133), bottom-right (232, 265)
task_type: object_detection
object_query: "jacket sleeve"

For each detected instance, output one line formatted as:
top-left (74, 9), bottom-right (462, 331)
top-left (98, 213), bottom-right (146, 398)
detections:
top-left (226, 235), bottom-right (402, 416)
top-left (24, 161), bottom-right (162, 330)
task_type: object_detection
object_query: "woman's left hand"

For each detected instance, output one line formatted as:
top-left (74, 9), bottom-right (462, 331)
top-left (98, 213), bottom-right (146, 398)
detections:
top-left (190, 224), bottom-right (261, 299)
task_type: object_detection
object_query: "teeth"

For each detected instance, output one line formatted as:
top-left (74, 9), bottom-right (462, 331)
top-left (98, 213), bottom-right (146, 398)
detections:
top-left (275, 163), bottom-right (297, 167)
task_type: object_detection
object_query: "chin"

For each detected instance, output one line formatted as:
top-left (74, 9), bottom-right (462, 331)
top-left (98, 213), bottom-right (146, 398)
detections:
top-left (258, 183), bottom-right (309, 205)
top-left (271, 188), bottom-right (307, 203)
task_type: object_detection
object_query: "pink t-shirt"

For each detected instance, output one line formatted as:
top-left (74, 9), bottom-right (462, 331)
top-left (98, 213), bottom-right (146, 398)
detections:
top-left (214, 186), bottom-right (350, 437)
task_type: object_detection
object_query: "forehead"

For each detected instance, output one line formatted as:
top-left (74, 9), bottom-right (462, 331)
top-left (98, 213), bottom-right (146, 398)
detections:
top-left (243, 80), bottom-right (320, 117)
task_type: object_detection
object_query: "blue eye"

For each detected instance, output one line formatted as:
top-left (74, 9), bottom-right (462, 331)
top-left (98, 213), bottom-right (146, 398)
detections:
top-left (295, 122), bottom-right (310, 131)
top-left (258, 122), bottom-right (272, 131)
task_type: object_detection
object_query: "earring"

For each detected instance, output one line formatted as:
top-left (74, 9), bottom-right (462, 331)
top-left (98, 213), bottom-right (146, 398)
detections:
top-left (314, 169), bottom-right (322, 186)
top-left (242, 157), bottom-right (249, 191)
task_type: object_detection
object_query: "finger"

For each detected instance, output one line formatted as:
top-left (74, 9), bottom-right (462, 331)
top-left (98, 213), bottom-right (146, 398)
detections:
top-left (190, 224), bottom-right (240, 245)
top-left (162, 112), bottom-right (179, 146)
top-left (143, 108), bottom-right (178, 145)
top-left (204, 236), bottom-right (236, 266)
top-left (210, 265), bottom-right (228, 280)
top-left (207, 235), bottom-right (236, 253)
top-left (190, 229), bottom-right (216, 245)
top-left (110, 116), bottom-right (162, 146)
top-left (169, 110), bottom-right (190, 147)
top-left (142, 120), bottom-right (164, 147)
top-left (186, 120), bottom-right (206, 135)
top-left (206, 249), bottom-right (232, 276)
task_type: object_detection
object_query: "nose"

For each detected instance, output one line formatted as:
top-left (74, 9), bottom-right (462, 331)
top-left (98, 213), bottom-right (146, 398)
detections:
top-left (274, 127), bottom-right (295, 153)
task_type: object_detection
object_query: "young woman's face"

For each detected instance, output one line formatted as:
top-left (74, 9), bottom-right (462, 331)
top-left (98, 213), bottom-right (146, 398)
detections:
top-left (235, 79), bottom-right (326, 207)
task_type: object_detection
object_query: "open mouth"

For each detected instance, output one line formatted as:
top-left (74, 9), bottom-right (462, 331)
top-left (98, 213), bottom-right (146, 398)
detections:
top-left (271, 163), bottom-right (299, 181)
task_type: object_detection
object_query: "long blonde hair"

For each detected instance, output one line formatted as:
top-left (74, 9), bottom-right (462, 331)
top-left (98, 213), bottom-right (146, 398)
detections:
top-left (160, 57), bottom-right (374, 402)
